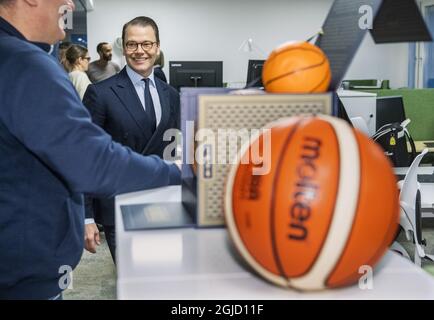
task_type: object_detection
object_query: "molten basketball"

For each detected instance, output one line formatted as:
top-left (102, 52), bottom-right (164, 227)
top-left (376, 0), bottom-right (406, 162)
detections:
top-left (224, 115), bottom-right (399, 291)
top-left (262, 41), bottom-right (331, 93)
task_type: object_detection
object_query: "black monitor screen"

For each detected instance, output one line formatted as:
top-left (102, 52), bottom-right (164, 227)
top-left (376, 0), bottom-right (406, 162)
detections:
top-left (376, 96), bottom-right (406, 130)
top-left (169, 61), bottom-right (223, 91)
top-left (246, 60), bottom-right (265, 87)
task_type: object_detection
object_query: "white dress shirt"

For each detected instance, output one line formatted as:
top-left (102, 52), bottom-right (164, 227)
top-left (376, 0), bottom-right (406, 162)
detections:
top-left (126, 65), bottom-right (162, 126)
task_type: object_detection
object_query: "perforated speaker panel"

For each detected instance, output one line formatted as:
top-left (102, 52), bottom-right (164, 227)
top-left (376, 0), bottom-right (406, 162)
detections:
top-left (195, 94), bottom-right (333, 226)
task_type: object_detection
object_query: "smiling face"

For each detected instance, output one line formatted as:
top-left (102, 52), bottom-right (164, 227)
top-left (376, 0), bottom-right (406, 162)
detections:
top-left (123, 24), bottom-right (160, 78)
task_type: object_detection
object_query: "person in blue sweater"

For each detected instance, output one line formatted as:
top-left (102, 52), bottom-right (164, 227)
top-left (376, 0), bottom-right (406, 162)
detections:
top-left (0, 0), bottom-right (180, 299)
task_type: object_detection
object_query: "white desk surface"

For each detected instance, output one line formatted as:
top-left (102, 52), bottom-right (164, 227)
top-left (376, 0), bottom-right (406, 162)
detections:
top-left (412, 141), bottom-right (434, 153)
top-left (115, 186), bottom-right (434, 300)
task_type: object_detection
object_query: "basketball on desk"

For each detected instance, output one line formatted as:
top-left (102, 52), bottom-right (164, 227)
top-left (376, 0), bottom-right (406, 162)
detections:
top-left (224, 115), bottom-right (399, 291)
top-left (262, 41), bottom-right (331, 93)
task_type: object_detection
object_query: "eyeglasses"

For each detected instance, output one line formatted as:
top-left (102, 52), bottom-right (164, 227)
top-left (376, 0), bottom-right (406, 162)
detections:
top-left (125, 41), bottom-right (157, 52)
top-left (82, 56), bottom-right (91, 61)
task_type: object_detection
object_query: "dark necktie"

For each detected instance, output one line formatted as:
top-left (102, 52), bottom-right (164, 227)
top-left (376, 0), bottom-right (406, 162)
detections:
top-left (142, 78), bottom-right (156, 132)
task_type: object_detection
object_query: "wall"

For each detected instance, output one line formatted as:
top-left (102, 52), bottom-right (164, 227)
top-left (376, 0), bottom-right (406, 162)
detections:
top-left (347, 35), bottom-right (409, 89)
top-left (87, 0), bottom-right (409, 88)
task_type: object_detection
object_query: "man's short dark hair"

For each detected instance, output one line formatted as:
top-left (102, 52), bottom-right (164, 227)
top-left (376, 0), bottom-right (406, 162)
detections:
top-left (0, 0), bottom-right (15, 7)
top-left (122, 16), bottom-right (160, 47)
top-left (96, 42), bottom-right (109, 54)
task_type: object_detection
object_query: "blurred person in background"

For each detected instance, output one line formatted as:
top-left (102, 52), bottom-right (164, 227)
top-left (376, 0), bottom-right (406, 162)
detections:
top-left (58, 40), bottom-right (71, 70)
top-left (65, 44), bottom-right (92, 100)
top-left (153, 49), bottom-right (167, 83)
top-left (87, 42), bottom-right (120, 83)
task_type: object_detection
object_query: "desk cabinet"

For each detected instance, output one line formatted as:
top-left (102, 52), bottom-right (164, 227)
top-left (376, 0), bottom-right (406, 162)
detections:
top-left (338, 90), bottom-right (377, 136)
top-left (115, 186), bottom-right (434, 299)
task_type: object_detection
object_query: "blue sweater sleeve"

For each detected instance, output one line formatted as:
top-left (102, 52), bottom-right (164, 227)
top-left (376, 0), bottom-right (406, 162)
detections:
top-left (0, 50), bottom-right (180, 197)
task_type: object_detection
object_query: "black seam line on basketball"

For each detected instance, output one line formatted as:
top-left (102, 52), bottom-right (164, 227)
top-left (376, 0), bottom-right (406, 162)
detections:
top-left (326, 159), bottom-right (400, 288)
top-left (264, 56), bottom-right (326, 87)
top-left (309, 67), bottom-right (331, 93)
top-left (266, 46), bottom-right (325, 65)
top-left (325, 130), bottom-right (362, 288)
top-left (264, 56), bottom-right (326, 86)
top-left (295, 121), bottom-right (341, 280)
top-left (269, 119), bottom-right (303, 281)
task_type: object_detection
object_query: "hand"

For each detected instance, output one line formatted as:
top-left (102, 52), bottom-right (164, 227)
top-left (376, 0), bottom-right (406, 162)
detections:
top-left (84, 223), bottom-right (101, 253)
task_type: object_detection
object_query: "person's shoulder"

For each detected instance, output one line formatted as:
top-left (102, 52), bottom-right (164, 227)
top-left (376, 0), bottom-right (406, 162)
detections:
top-left (70, 70), bottom-right (90, 81)
top-left (0, 33), bottom-right (30, 52)
top-left (156, 77), bottom-right (178, 97)
top-left (91, 69), bottom-right (122, 89)
top-left (69, 70), bottom-right (81, 76)
top-left (87, 61), bottom-right (99, 71)
top-left (0, 38), bottom-right (63, 78)
top-left (110, 61), bottom-right (121, 70)
top-left (153, 66), bottom-right (166, 78)
top-left (0, 35), bottom-right (48, 63)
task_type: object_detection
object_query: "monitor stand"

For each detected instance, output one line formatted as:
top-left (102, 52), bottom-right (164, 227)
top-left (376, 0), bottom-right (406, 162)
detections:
top-left (189, 76), bottom-right (202, 87)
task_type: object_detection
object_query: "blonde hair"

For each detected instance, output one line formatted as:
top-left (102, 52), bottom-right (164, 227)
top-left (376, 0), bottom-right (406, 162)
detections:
top-left (154, 50), bottom-right (164, 68)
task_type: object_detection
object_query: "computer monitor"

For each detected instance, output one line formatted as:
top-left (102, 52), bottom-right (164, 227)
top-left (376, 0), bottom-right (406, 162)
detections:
top-left (169, 61), bottom-right (223, 91)
top-left (246, 59), bottom-right (265, 87)
top-left (375, 96), bottom-right (412, 166)
top-left (376, 96), bottom-right (406, 130)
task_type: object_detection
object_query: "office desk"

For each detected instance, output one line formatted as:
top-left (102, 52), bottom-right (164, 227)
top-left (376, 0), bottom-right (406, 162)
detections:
top-left (337, 90), bottom-right (377, 136)
top-left (115, 186), bottom-right (434, 300)
top-left (416, 141), bottom-right (434, 152)
top-left (408, 140), bottom-right (434, 153)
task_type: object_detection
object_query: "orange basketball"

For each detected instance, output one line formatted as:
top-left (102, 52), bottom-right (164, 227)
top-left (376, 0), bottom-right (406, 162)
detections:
top-left (224, 115), bottom-right (399, 291)
top-left (262, 41), bottom-right (331, 93)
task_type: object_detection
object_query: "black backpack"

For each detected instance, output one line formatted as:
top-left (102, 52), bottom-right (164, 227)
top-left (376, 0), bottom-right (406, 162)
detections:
top-left (372, 119), bottom-right (416, 167)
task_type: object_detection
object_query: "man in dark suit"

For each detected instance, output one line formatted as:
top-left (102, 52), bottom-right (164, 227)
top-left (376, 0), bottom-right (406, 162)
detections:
top-left (82, 16), bottom-right (180, 262)
top-left (0, 1), bottom-right (179, 299)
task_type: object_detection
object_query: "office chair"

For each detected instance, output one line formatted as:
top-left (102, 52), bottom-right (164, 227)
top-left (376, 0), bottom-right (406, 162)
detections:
top-left (350, 116), bottom-right (369, 136)
top-left (394, 148), bottom-right (434, 266)
top-left (390, 242), bottom-right (411, 260)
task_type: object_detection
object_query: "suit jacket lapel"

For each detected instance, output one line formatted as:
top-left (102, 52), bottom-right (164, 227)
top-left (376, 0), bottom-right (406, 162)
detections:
top-left (156, 79), bottom-right (171, 133)
top-left (111, 68), bottom-right (153, 142)
top-left (142, 79), bottom-right (173, 155)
